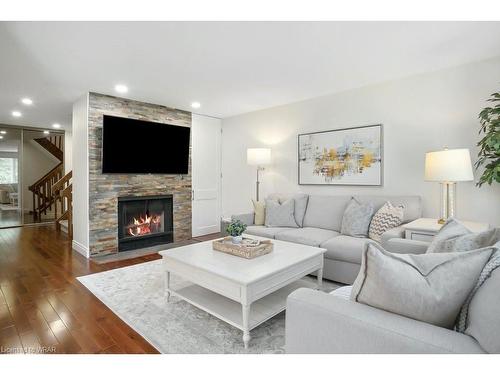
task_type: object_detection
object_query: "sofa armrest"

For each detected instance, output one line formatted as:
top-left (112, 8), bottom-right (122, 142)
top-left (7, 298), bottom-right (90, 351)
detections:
top-left (384, 238), bottom-right (429, 254)
top-left (285, 288), bottom-right (484, 354)
top-left (230, 212), bottom-right (254, 226)
top-left (380, 225), bottom-right (405, 246)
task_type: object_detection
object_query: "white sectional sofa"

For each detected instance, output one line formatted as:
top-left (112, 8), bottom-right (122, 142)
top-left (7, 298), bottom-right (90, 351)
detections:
top-left (232, 194), bottom-right (422, 284)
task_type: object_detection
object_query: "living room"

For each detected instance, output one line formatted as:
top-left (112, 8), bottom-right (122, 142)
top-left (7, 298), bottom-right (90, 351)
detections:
top-left (1, 1), bottom-right (500, 373)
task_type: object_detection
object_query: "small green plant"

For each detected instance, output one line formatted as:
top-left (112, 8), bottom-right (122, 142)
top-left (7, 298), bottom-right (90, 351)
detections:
top-left (226, 219), bottom-right (247, 237)
top-left (476, 91), bottom-right (500, 187)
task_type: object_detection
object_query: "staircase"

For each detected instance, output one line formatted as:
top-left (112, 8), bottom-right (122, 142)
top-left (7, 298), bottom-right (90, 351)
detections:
top-left (28, 135), bottom-right (72, 237)
top-left (53, 171), bottom-right (73, 238)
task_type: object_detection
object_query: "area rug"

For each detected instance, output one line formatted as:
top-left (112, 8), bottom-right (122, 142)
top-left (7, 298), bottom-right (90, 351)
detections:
top-left (77, 260), bottom-right (340, 354)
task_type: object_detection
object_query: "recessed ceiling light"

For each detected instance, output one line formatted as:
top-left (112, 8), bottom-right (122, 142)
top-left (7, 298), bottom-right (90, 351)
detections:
top-left (21, 98), bottom-right (33, 105)
top-left (52, 123), bottom-right (61, 129)
top-left (0, 131), bottom-right (6, 134)
top-left (0, 136), bottom-right (3, 139)
top-left (114, 84), bottom-right (128, 94)
top-left (191, 102), bottom-right (201, 109)
top-left (12, 111), bottom-right (22, 117)
top-left (43, 130), bottom-right (50, 134)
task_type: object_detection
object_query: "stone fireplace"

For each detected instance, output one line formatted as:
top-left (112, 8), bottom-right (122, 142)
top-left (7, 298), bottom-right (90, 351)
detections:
top-left (85, 93), bottom-right (192, 257)
top-left (117, 195), bottom-right (173, 251)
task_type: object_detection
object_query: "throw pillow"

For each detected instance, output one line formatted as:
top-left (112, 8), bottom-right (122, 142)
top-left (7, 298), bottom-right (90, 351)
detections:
top-left (252, 199), bottom-right (265, 226)
top-left (267, 193), bottom-right (309, 227)
top-left (350, 242), bottom-right (494, 329)
top-left (368, 201), bottom-right (404, 242)
top-left (340, 197), bottom-right (374, 238)
top-left (426, 218), bottom-right (471, 253)
top-left (265, 199), bottom-right (299, 228)
top-left (428, 226), bottom-right (499, 254)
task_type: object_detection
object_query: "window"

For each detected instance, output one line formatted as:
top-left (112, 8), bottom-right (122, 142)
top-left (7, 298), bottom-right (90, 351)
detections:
top-left (0, 157), bottom-right (19, 184)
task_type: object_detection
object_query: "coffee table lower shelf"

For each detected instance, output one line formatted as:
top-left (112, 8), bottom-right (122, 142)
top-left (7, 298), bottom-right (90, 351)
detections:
top-left (168, 278), bottom-right (314, 333)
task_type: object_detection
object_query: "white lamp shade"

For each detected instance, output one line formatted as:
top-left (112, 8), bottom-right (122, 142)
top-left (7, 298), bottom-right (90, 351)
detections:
top-left (247, 148), bottom-right (271, 166)
top-left (424, 148), bottom-right (474, 182)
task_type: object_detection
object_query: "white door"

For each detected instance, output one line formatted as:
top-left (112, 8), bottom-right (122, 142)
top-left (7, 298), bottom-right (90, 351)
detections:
top-left (191, 114), bottom-right (222, 237)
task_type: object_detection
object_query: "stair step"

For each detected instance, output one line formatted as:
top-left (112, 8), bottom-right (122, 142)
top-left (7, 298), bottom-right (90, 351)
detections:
top-left (59, 220), bottom-right (68, 233)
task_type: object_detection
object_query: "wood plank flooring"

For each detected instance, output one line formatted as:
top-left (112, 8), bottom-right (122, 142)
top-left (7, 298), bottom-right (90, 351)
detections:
top-left (0, 225), bottom-right (221, 354)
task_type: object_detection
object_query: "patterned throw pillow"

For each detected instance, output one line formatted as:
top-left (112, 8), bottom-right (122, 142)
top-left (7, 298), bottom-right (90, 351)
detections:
top-left (368, 201), bottom-right (404, 242)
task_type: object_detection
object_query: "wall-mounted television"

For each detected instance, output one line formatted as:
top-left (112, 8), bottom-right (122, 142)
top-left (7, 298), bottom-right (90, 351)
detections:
top-left (101, 115), bottom-right (190, 174)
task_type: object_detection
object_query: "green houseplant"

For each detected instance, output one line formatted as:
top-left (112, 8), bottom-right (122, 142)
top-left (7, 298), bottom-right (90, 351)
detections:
top-left (476, 91), bottom-right (500, 187)
top-left (226, 219), bottom-right (247, 244)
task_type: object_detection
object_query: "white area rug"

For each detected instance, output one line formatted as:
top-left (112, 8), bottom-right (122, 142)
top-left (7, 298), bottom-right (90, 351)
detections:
top-left (77, 259), bottom-right (339, 353)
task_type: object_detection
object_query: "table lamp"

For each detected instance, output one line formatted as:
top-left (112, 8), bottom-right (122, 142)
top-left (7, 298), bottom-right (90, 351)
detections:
top-left (247, 148), bottom-right (271, 201)
top-left (424, 148), bottom-right (474, 224)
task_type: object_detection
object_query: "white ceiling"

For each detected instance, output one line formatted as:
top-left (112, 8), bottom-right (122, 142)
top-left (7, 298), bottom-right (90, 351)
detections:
top-left (1, 21), bottom-right (500, 131)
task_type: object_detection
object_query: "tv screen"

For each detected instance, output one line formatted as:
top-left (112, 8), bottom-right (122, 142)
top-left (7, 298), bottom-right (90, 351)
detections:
top-left (101, 115), bottom-right (190, 174)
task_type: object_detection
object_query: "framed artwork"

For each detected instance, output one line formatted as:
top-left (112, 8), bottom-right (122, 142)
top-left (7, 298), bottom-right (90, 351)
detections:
top-left (298, 124), bottom-right (383, 186)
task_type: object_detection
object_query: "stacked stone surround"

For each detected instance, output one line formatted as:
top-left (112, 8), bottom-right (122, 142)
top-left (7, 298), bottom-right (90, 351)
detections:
top-left (88, 93), bottom-right (192, 257)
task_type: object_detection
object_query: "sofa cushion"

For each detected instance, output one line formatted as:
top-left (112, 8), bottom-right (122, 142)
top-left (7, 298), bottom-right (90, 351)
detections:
top-left (244, 225), bottom-right (293, 239)
top-left (302, 195), bottom-right (350, 231)
top-left (465, 266), bottom-right (500, 353)
top-left (275, 227), bottom-right (340, 247)
top-left (265, 199), bottom-right (299, 228)
top-left (351, 243), bottom-right (494, 329)
top-left (321, 235), bottom-right (376, 264)
top-left (354, 195), bottom-right (422, 224)
top-left (340, 197), bottom-right (374, 238)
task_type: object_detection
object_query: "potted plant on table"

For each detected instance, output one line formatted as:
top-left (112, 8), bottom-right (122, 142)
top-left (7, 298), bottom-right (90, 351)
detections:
top-left (226, 219), bottom-right (247, 244)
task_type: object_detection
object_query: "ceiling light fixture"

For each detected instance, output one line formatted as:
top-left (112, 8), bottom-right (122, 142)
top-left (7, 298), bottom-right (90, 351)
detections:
top-left (52, 123), bottom-right (61, 129)
top-left (12, 111), bottom-right (22, 117)
top-left (191, 102), bottom-right (201, 109)
top-left (0, 136), bottom-right (3, 139)
top-left (114, 84), bottom-right (128, 94)
top-left (0, 131), bottom-right (6, 134)
top-left (21, 98), bottom-right (33, 105)
top-left (43, 130), bottom-right (50, 134)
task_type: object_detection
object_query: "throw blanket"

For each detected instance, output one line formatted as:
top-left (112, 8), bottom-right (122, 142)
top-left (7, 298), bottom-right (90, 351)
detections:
top-left (456, 247), bottom-right (500, 332)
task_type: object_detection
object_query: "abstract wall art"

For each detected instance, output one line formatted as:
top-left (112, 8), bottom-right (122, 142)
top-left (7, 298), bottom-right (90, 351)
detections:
top-left (298, 124), bottom-right (383, 185)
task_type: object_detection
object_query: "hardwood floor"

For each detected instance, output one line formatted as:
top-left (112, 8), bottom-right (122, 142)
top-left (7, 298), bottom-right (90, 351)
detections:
top-left (0, 225), bottom-right (171, 354)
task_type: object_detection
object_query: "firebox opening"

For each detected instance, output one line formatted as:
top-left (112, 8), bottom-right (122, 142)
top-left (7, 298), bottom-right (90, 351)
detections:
top-left (118, 195), bottom-right (173, 252)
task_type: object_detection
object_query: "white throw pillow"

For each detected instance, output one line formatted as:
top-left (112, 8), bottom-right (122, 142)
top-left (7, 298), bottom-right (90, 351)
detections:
top-left (351, 243), bottom-right (494, 329)
top-left (368, 201), bottom-right (404, 242)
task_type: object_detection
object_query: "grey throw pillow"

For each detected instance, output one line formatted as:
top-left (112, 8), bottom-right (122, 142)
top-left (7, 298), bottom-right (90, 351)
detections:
top-left (428, 224), bottom-right (499, 254)
top-left (340, 197), bottom-right (374, 237)
top-left (265, 199), bottom-right (299, 228)
top-left (351, 243), bottom-right (494, 329)
top-left (267, 193), bottom-right (309, 227)
top-left (426, 218), bottom-right (471, 253)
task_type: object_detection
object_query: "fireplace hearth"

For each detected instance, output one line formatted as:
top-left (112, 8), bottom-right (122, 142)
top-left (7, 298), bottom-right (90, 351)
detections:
top-left (118, 195), bottom-right (173, 251)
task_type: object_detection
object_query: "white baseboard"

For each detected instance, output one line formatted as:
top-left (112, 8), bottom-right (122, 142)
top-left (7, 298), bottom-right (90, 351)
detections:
top-left (72, 240), bottom-right (90, 259)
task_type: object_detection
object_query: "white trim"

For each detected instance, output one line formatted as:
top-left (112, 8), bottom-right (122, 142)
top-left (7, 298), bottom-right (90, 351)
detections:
top-left (72, 239), bottom-right (90, 258)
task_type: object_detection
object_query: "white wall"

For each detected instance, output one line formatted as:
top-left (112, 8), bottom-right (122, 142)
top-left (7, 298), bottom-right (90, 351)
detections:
top-left (71, 94), bottom-right (89, 257)
top-left (22, 131), bottom-right (60, 211)
top-left (222, 57), bottom-right (500, 226)
top-left (64, 130), bottom-right (72, 174)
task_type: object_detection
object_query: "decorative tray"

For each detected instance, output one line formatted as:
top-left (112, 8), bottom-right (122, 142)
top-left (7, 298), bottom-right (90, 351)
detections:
top-left (212, 237), bottom-right (273, 259)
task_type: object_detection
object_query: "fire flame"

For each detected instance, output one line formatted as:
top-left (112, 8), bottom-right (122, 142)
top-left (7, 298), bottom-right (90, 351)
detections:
top-left (127, 214), bottom-right (162, 236)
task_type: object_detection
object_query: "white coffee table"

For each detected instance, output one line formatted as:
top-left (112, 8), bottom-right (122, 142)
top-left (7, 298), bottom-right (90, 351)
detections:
top-left (159, 236), bottom-right (326, 349)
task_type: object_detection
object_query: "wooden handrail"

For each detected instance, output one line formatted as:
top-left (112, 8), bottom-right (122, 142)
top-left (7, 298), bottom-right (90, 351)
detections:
top-left (53, 170), bottom-right (72, 194)
top-left (29, 163), bottom-right (64, 192)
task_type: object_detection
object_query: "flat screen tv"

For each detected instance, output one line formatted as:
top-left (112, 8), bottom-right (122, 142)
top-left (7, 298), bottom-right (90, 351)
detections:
top-left (101, 115), bottom-right (190, 174)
